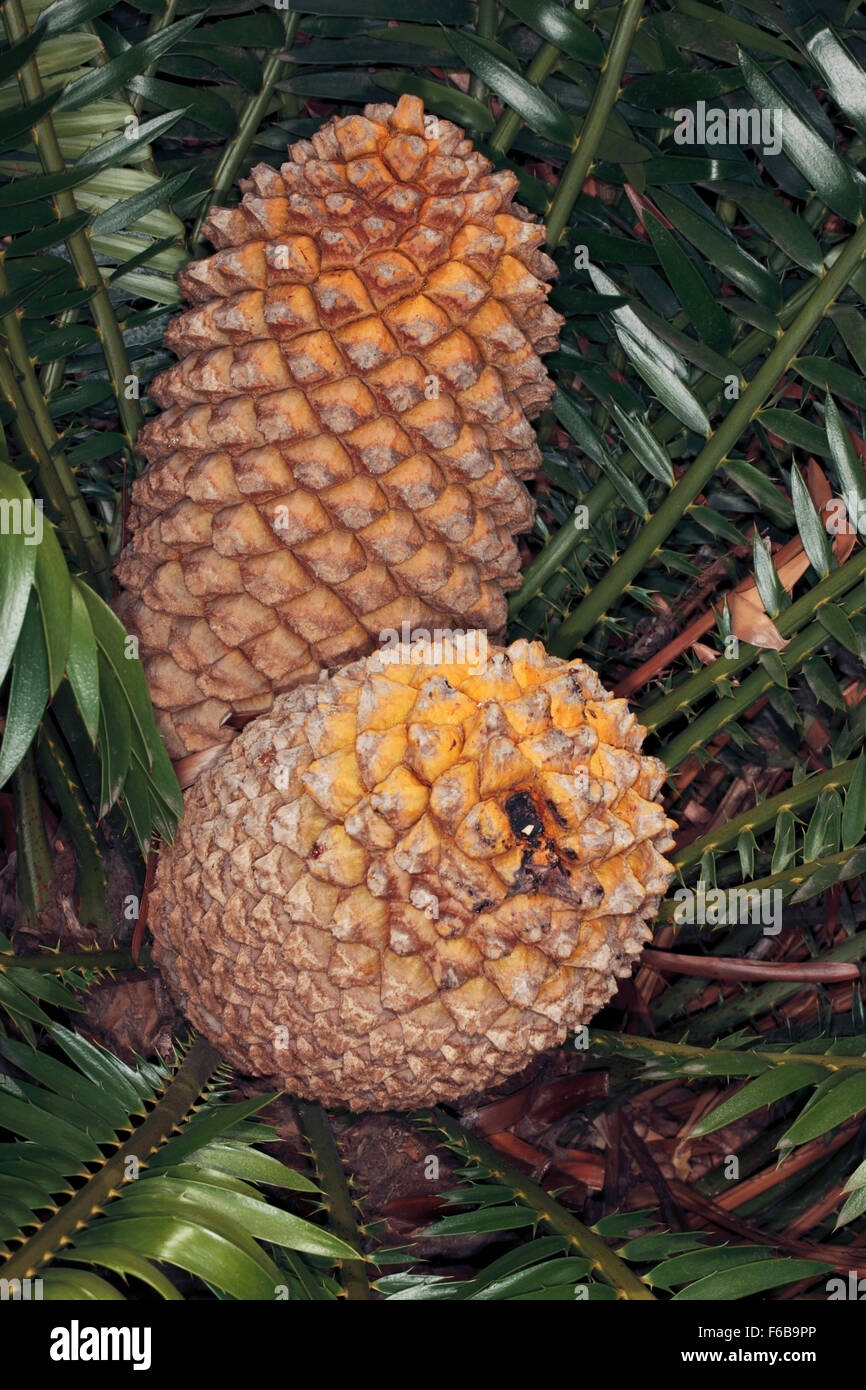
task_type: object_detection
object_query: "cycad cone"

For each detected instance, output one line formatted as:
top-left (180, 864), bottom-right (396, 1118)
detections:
top-left (150, 638), bottom-right (677, 1112)
top-left (117, 95), bottom-right (562, 759)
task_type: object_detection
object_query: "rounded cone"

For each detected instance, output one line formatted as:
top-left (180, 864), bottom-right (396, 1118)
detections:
top-left (150, 637), bottom-right (676, 1112)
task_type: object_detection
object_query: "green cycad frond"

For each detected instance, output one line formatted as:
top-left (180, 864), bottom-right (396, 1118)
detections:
top-left (373, 1111), bottom-right (835, 1301)
top-left (1, 0), bottom-right (866, 1299)
top-left (0, 930), bottom-right (90, 1042)
top-left (589, 1031), bottom-right (866, 1155)
top-left (0, 1026), bottom-right (358, 1300)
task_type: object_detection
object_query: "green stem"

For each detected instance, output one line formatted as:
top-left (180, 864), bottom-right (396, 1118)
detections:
top-left (419, 1106), bottom-right (655, 1299)
top-left (468, 0), bottom-right (497, 110)
top-left (488, 41), bottom-right (559, 154)
top-left (297, 1101), bottom-right (370, 1301)
top-left (544, 0), bottom-right (645, 249)
top-left (44, 0), bottom-right (180, 386)
top-left (593, 1031), bottom-right (866, 1071)
top-left (38, 306), bottom-right (79, 401)
top-left (658, 847), bottom-right (866, 925)
top-left (3, 0), bottom-right (142, 457)
top-left (0, 282), bottom-right (111, 595)
top-left (511, 362), bottom-right (739, 622)
top-left (191, 11), bottom-right (301, 248)
top-left (551, 216), bottom-right (866, 650)
top-left (1, 947), bottom-right (149, 972)
top-left (674, 760), bottom-right (860, 870)
top-left (660, 929), bottom-right (866, 1042)
top-left (510, 263), bottom-right (848, 626)
top-left (131, 0), bottom-right (181, 113)
top-left (0, 1037), bottom-right (222, 1280)
top-left (11, 750), bottom-right (54, 926)
top-left (643, 547), bottom-right (866, 732)
top-left (0, 348), bottom-right (88, 573)
top-left (663, 582), bottom-right (866, 769)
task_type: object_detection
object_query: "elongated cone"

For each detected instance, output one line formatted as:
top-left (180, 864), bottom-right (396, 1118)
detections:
top-left (116, 95), bottom-right (562, 758)
top-left (149, 637), bottom-right (677, 1112)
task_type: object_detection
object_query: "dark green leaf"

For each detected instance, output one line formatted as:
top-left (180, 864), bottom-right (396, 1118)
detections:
top-left (610, 401), bottom-right (675, 486)
top-left (468, 1257), bottom-right (591, 1300)
top-left (0, 32), bottom-right (43, 85)
top-left (500, 0), bottom-right (604, 65)
top-left (780, 1072), bottom-right (866, 1149)
top-left (803, 653), bottom-right (846, 710)
top-left (739, 49), bottom-right (863, 224)
top-left (791, 465), bottom-right (832, 578)
top-left (148, 1095), bottom-right (276, 1169)
top-left (421, 1207), bottom-right (538, 1236)
top-left (65, 584), bottom-right (100, 744)
top-left (0, 92), bottom-right (62, 149)
top-left (0, 461), bottom-right (37, 690)
top-left (75, 109), bottom-right (188, 171)
top-left (653, 190), bottom-right (782, 311)
top-left (0, 1089), bottom-right (99, 1162)
top-left (40, 0), bottom-right (121, 36)
top-left (795, 357), bottom-right (866, 410)
top-left (724, 458), bottom-right (794, 528)
top-left (188, 1143), bottom-right (319, 1192)
top-left (33, 518), bottom-right (70, 697)
top-left (642, 209), bottom-right (730, 352)
top-left (730, 188), bottom-right (824, 275)
top-left (152, 1175), bottom-right (357, 1258)
top-left (73, 1215), bottom-right (279, 1300)
top-left (615, 327), bottom-right (711, 436)
top-left (551, 387), bottom-right (606, 467)
top-left (691, 1064), bottom-right (827, 1136)
top-left (758, 409), bottom-right (828, 456)
top-left (95, 655), bottom-right (131, 815)
top-left (842, 757), bottom-right (866, 850)
top-left (817, 603), bottom-right (860, 654)
top-left (444, 28), bottom-right (574, 146)
top-left (825, 395), bottom-right (866, 510)
top-left (772, 808), bottom-right (797, 873)
top-left (90, 168), bottom-right (193, 238)
top-left (41, 1269), bottom-right (126, 1300)
top-left (63, 1244), bottom-right (181, 1299)
top-left (49, 1025), bottom-right (146, 1115)
top-left (0, 1036), bottom-right (130, 1131)
top-left (752, 532), bottom-right (785, 618)
top-left (675, 1257), bottom-right (832, 1301)
top-left (0, 595), bottom-right (49, 787)
top-left (648, 1247), bottom-right (774, 1291)
top-left (55, 14), bottom-right (203, 112)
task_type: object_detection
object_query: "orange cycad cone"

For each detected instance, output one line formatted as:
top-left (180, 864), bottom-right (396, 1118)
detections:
top-left (117, 95), bottom-right (562, 758)
top-left (149, 638), bottom-right (676, 1112)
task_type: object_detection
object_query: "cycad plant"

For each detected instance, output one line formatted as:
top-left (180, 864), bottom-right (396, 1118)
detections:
top-left (2, 0), bottom-right (866, 1303)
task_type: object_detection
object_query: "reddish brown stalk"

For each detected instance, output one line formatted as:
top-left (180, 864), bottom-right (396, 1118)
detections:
top-left (714, 1124), bottom-right (857, 1212)
top-left (668, 1179), bottom-right (866, 1275)
top-left (785, 1184), bottom-right (847, 1241)
top-left (131, 850), bottom-right (158, 963)
top-left (620, 1111), bottom-right (685, 1231)
top-left (640, 950), bottom-right (860, 984)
